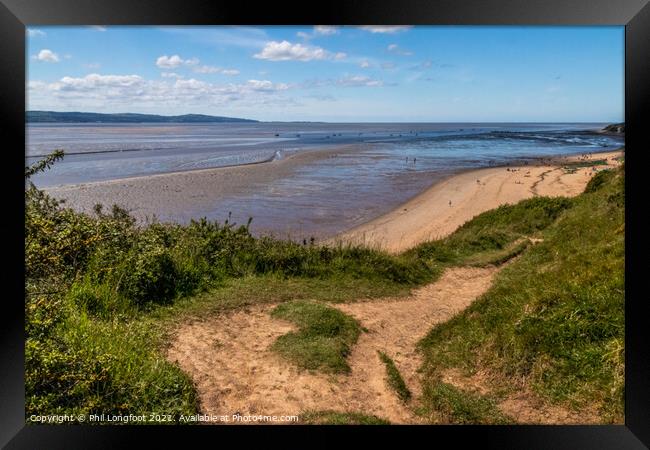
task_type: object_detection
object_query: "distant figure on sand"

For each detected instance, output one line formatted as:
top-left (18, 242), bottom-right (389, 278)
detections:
top-left (449, 200), bottom-right (452, 207)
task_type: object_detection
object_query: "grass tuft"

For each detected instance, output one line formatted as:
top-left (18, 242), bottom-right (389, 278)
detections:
top-left (300, 410), bottom-right (390, 425)
top-left (270, 301), bottom-right (361, 373)
top-left (422, 381), bottom-right (511, 424)
top-left (378, 351), bottom-right (411, 403)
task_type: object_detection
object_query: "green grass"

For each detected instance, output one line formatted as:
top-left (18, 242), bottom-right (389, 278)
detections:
top-left (406, 196), bottom-right (573, 267)
top-left (300, 410), bottom-right (390, 425)
top-left (270, 301), bottom-right (362, 373)
top-left (25, 151), bottom-right (624, 422)
top-left (378, 351), bottom-right (411, 403)
top-left (421, 381), bottom-right (512, 424)
top-left (461, 238), bottom-right (531, 267)
top-left (418, 165), bottom-right (625, 423)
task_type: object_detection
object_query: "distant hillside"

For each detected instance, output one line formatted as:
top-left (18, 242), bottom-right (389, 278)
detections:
top-left (26, 111), bottom-right (258, 124)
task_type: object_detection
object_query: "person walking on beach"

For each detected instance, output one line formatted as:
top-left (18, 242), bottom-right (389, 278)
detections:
top-left (449, 200), bottom-right (452, 207)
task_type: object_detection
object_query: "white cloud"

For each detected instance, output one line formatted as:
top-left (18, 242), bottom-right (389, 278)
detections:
top-left (156, 55), bottom-right (200, 69)
top-left (297, 26), bottom-right (339, 40)
top-left (314, 26), bottom-right (338, 35)
top-left (246, 79), bottom-right (289, 91)
top-left (161, 72), bottom-right (184, 79)
top-left (359, 26), bottom-right (412, 34)
top-left (336, 75), bottom-right (384, 87)
top-left (36, 49), bottom-right (59, 63)
top-left (29, 73), bottom-right (293, 110)
top-left (55, 74), bottom-right (143, 90)
top-left (156, 55), bottom-right (183, 69)
top-left (193, 65), bottom-right (222, 74)
top-left (254, 41), bottom-right (346, 62)
top-left (387, 44), bottom-right (413, 56)
top-left (360, 60), bottom-right (371, 68)
top-left (27, 29), bottom-right (46, 37)
top-left (254, 41), bottom-right (330, 61)
top-left (192, 65), bottom-right (240, 75)
top-left (91, 26), bottom-right (107, 31)
top-left (83, 63), bottom-right (101, 70)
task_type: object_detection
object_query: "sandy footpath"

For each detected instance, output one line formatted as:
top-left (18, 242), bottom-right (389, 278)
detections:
top-left (329, 150), bottom-right (623, 253)
top-left (166, 266), bottom-right (500, 424)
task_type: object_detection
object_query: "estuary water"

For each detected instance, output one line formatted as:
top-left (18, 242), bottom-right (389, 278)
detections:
top-left (27, 122), bottom-right (623, 238)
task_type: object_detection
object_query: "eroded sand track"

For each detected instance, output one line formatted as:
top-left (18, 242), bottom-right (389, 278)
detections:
top-left (166, 266), bottom-right (500, 424)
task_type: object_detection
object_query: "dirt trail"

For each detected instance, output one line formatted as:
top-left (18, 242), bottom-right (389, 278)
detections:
top-left (166, 266), bottom-right (500, 424)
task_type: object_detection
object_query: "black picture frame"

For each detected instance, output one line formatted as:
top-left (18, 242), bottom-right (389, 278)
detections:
top-left (2, 0), bottom-right (648, 448)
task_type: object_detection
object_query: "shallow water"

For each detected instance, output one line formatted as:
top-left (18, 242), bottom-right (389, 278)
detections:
top-left (28, 122), bottom-right (623, 238)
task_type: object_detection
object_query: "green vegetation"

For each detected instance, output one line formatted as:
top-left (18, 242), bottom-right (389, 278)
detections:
top-left (25, 150), bottom-right (624, 424)
top-left (25, 152), bottom-right (429, 419)
top-left (406, 196), bottom-right (573, 267)
top-left (602, 123), bottom-right (624, 134)
top-left (418, 164), bottom-right (625, 423)
top-left (422, 382), bottom-right (512, 424)
top-left (27, 110), bottom-right (257, 123)
top-left (378, 351), bottom-right (411, 403)
top-left (301, 410), bottom-right (390, 425)
top-left (270, 301), bottom-right (361, 373)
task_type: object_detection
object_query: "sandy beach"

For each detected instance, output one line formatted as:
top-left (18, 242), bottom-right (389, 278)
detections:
top-left (329, 149), bottom-right (623, 253)
top-left (46, 146), bottom-right (623, 252)
top-left (45, 145), bottom-right (358, 224)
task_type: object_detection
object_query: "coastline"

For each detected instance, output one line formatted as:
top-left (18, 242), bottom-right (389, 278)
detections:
top-left (44, 144), bottom-right (358, 222)
top-left (45, 145), bottom-right (623, 250)
top-left (327, 149), bottom-right (624, 253)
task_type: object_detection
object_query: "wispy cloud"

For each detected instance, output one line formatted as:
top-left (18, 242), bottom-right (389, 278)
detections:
top-left (191, 65), bottom-right (240, 75)
top-left (27, 29), bottom-right (46, 37)
top-left (300, 74), bottom-right (387, 89)
top-left (387, 44), bottom-right (413, 56)
top-left (161, 72), bottom-right (184, 79)
top-left (314, 26), bottom-right (339, 35)
top-left (90, 26), bottom-right (107, 32)
top-left (297, 26), bottom-right (339, 40)
top-left (337, 75), bottom-right (384, 87)
top-left (358, 26), bottom-right (412, 34)
top-left (160, 26), bottom-right (269, 49)
top-left (83, 63), bottom-right (101, 70)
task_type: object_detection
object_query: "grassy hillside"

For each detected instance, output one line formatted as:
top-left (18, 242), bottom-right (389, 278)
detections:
top-left (24, 152), bottom-right (433, 419)
top-left (27, 110), bottom-right (257, 123)
top-left (25, 151), bottom-right (624, 423)
top-left (417, 165), bottom-right (624, 423)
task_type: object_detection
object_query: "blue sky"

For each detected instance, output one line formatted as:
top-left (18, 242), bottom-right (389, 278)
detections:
top-left (26, 26), bottom-right (624, 122)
